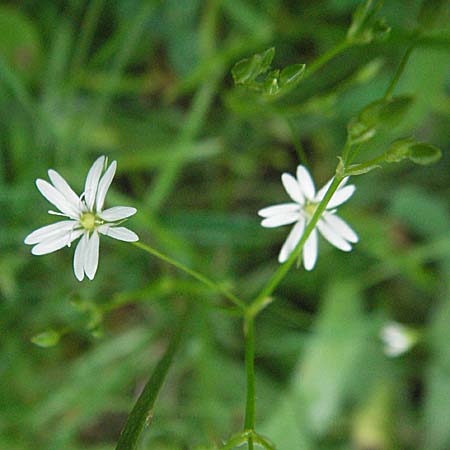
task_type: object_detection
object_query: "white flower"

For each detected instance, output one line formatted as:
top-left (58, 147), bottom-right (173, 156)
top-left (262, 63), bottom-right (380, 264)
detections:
top-left (24, 156), bottom-right (139, 281)
top-left (380, 322), bottom-right (417, 357)
top-left (258, 165), bottom-right (358, 270)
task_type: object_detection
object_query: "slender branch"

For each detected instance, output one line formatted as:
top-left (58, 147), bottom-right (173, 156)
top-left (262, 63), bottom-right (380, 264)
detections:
top-left (383, 45), bottom-right (414, 100)
top-left (303, 39), bottom-right (350, 80)
top-left (133, 241), bottom-right (246, 311)
top-left (345, 152), bottom-right (386, 174)
top-left (243, 315), bottom-right (256, 449)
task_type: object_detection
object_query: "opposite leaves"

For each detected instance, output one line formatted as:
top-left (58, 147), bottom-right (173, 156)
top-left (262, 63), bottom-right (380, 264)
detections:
top-left (231, 48), bottom-right (305, 97)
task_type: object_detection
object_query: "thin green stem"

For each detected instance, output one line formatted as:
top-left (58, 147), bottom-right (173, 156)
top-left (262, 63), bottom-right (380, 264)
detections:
top-left (251, 175), bottom-right (343, 309)
top-left (303, 39), bottom-right (350, 80)
top-left (383, 45), bottom-right (414, 100)
top-left (133, 241), bottom-right (246, 311)
top-left (341, 138), bottom-right (354, 165)
top-left (346, 152), bottom-right (386, 174)
top-left (243, 315), bottom-right (256, 450)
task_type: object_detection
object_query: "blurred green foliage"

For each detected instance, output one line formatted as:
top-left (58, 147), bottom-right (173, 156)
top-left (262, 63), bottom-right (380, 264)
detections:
top-left (0, 0), bottom-right (449, 449)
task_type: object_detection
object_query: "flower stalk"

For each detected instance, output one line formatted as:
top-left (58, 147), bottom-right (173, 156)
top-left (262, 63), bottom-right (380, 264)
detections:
top-left (133, 241), bottom-right (246, 312)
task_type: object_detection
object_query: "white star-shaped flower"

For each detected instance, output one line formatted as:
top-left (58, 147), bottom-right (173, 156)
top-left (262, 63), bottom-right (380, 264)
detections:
top-left (380, 322), bottom-right (417, 357)
top-left (24, 155), bottom-right (139, 281)
top-left (258, 165), bottom-right (358, 270)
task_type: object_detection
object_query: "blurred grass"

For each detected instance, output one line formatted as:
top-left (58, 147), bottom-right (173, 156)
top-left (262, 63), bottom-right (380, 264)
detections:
top-left (0, 1), bottom-right (449, 449)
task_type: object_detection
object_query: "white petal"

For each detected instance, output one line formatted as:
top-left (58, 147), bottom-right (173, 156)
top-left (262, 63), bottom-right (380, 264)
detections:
top-left (296, 165), bottom-right (316, 200)
top-left (317, 219), bottom-right (352, 251)
top-left (31, 229), bottom-right (83, 255)
top-left (95, 161), bottom-right (116, 212)
top-left (24, 220), bottom-right (78, 245)
top-left (303, 229), bottom-right (318, 271)
top-left (278, 217), bottom-right (305, 263)
top-left (258, 203), bottom-right (299, 218)
top-left (281, 173), bottom-right (304, 204)
top-left (73, 233), bottom-right (88, 281)
top-left (261, 212), bottom-right (300, 228)
top-left (98, 225), bottom-right (139, 242)
top-left (84, 231), bottom-right (100, 280)
top-left (36, 179), bottom-right (79, 218)
top-left (326, 185), bottom-right (355, 209)
top-left (48, 170), bottom-right (81, 212)
top-left (84, 156), bottom-right (105, 211)
top-left (99, 206), bottom-right (136, 222)
top-left (323, 213), bottom-right (359, 243)
top-left (315, 177), bottom-right (349, 202)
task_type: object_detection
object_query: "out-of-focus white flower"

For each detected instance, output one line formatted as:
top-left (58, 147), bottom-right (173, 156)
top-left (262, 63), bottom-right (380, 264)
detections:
top-left (380, 322), bottom-right (417, 357)
top-left (24, 156), bottom-right (138, 281)
top-left (258, 164), bottom-right (358, 270)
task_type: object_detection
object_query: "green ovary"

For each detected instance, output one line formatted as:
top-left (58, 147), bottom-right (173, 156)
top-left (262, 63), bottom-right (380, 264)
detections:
top-left (304, 202), bottom-right (319, 217)
top-left (80, 212), bottom-right (97, 231)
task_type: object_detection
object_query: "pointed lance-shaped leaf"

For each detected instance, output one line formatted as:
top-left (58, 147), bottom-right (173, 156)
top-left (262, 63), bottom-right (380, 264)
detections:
top-left (231, 47), bottom-right (275, 85)
top-left (31, 329), bottom-right (61, 348)
top-left (279, 63), bottom-right (306, 87)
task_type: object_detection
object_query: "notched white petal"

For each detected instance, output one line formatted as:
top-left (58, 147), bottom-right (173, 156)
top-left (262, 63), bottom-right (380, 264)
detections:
top-left (281, 173), bottom-right (304, 204)
top-left (258, 203), bottom-right (299, 218)
top-left (96, 161), bottom-right (117, 212)
top-left (296, 165), bottom-right (316, 200)
top-left (261, 212), bottom-right (299, 228)
top-left (278, 217), bottom-right (305, 263)
top-left (31, 229), bottom-right (83, 255)
top-left (48, 169), bottom-right (80, 211)
top-left (315, 177), bottom-right (349, 202)
top-left (99, 206), bottom-right (137, 222)
top-left (24, 220), bottom-right (77, 245)
top-left (317, 220), bottom-right (352, 252)
top-left (36, 179), bottom-right (79, 218)
top-left (303, 229), bottom-right (318, 271)
top-left (73, 233), bottom-right (88, 281)
top-left (324, 213), bottom-right (359, 243)
top-left (84, 156), bottom-right (106, 211)
top-left (326, 185), bottom-right (356, 209)
top-left (99, 225), bottom-right (139, 242)
top-left (84, 232), bottom-right (100, 280)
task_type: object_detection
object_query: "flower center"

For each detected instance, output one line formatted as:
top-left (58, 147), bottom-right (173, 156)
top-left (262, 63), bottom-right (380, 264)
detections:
top-left (80, 212), bottom-right (97, 231)
top-left (304, 202), bottom-right (319, 218)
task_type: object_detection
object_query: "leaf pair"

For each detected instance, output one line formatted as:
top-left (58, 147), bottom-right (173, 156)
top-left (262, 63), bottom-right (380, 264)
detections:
top-left (231, 47), bottom-right (305, 97)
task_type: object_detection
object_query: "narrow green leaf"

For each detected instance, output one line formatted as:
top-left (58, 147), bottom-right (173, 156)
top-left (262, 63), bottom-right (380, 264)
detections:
top-left (115, 312), bottom-right (188, 450)
top-left (31, 330), bottom-right (61, 348)
top-left (231, 47), bottom-right (274, 85)
top-left (346, 0), bottom-right (390, 45)
top-left (279, 63), bottom-right (306, 87)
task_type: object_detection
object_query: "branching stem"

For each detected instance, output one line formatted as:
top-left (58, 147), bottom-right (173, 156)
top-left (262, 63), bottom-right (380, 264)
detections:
top-left (133, 241), bottom-right (246, 311)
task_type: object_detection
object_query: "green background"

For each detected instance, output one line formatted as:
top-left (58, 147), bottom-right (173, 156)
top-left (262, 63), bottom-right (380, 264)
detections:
top-left (0, 0), bottom-right (449, 449)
